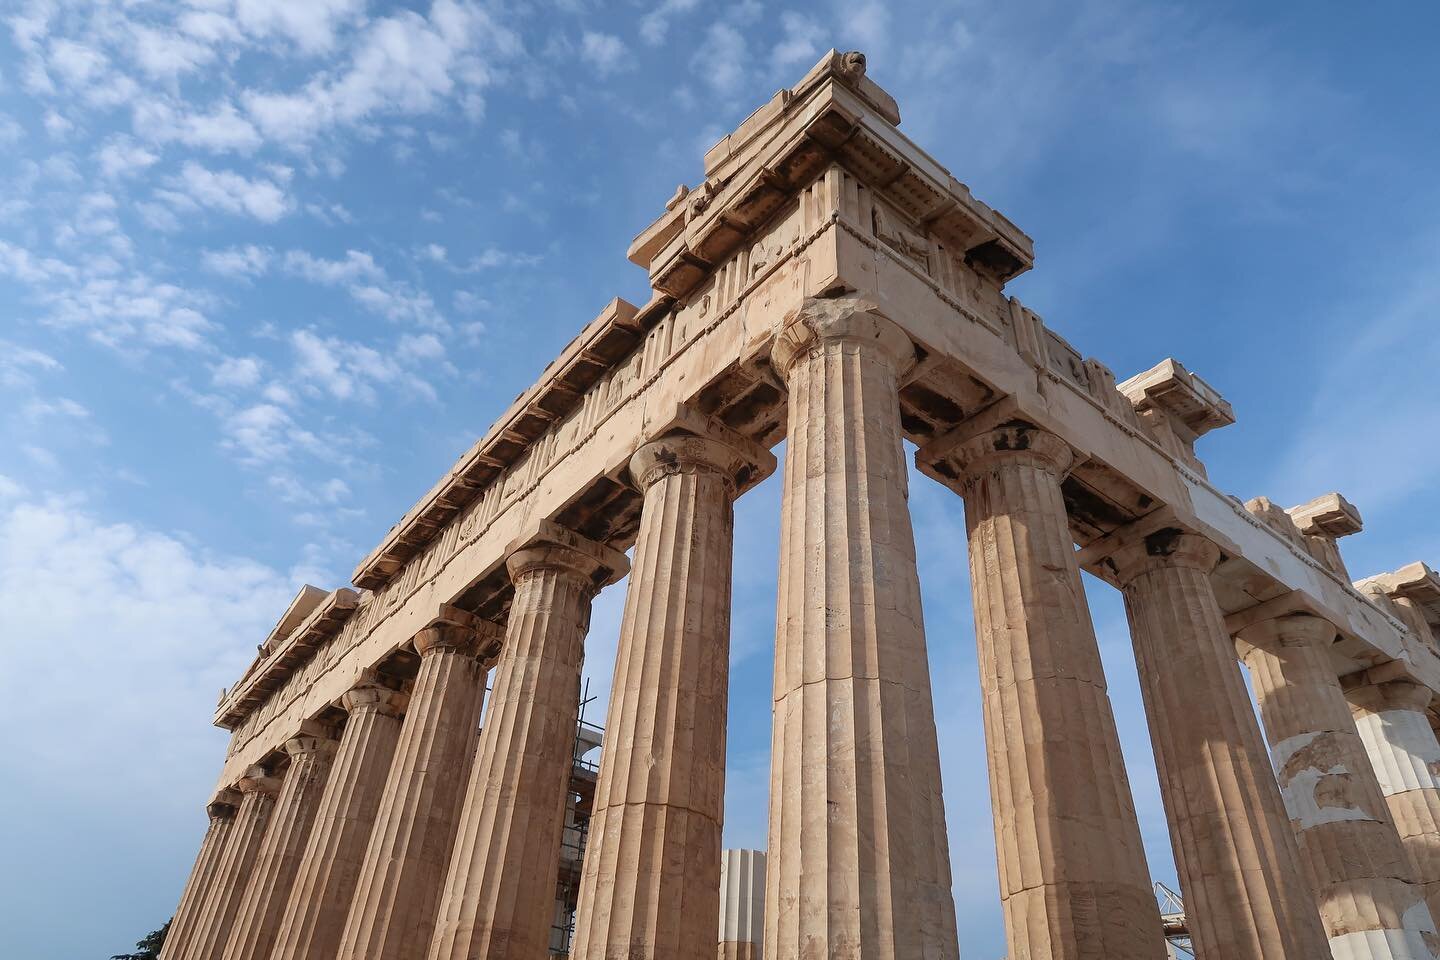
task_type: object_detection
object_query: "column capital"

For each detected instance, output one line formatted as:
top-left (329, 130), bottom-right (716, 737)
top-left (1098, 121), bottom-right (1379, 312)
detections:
top-left (504, 519), bottom-right (629, 593)
top-left (943, 419), bottom-right (1074, 485)
top-left (1347, 676), bottom-right (1433, 714)
top-left (207, 789), bottom-right (241, 819)
top-left (769, 296), bottom-right (915, 380)
top-left (628, 429), bottom-right (775, 496)
top-left (341, 678), bottom-right (408, 717)
top-left (1236, 613), bottom-right (1337, 660)
top-left (1107, 528), bottom-right (1221, 586)
top-left (283, 735), bottom-right (339, 761)
top-left (414, 613), bottom-right (504, 660)
top-left (236, 765), bottom-right (282, 797)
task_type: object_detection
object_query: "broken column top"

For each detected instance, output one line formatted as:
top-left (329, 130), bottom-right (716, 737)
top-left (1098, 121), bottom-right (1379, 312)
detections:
top-left (1117, 358), bottom-right (1235, 438)
top-left (1244, 496), bottom-right (1308, 547)
top-left (1287, 493), bottom-right (1364, 539)
top-left (626, 48), bottom-right (1033, 287)
top-left (1357, 562), bottom-right (1440, 641)
top-left (1362, 562), bottom-right (1440, 606)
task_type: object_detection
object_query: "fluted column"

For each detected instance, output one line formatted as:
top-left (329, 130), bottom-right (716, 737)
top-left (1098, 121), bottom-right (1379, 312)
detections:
top-left (223, 734), bottom-right (338, 960)
top-left (1110, 530), bottom-right (1329, 958)
top-left (157, 792), bottom-right (238, 960)
top-left (1240, 614), bottom-right (1440, 958)
top-left (180, 767), bottom-right (281, 960)
top-left (935, 419), bottom-right (1165, 960)
top-left (336, 614), bottom-right (500, 960)
top-left (719, 849), bottom-right (766, 960)
top-left (427, 526), bottom-right (627, 960)
top-left (1350, 679), bottom-right (1440, 929)
top-left (763, 298), bottom-right (960, 960)
top-left (571, 430), bottom-right (774, 960)
top-left (271, 681), bottom-right (408, 960)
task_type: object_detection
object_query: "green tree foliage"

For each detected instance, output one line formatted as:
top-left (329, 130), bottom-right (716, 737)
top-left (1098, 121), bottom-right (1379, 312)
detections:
top-left (112, 919), bottom-right (169, 960)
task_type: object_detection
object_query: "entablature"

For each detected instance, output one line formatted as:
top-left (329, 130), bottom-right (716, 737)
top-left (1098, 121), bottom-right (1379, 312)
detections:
top-left (215, 47), bottom-right (1440, 776)
top-left (350, 296), bottom-right (668, 591)
top-left (216, 586), bottom-right (358, 728)
top-left (633, 49), bottom-right (1032, 303)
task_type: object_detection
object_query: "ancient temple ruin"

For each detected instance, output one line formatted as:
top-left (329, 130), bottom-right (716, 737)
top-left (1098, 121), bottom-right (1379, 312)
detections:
top-left (159, 51), bottom-right (1440, 960)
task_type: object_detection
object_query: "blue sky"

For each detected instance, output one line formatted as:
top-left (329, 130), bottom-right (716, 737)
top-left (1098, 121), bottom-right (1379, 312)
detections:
top-left (2, 1), bottom-right (1438, 957)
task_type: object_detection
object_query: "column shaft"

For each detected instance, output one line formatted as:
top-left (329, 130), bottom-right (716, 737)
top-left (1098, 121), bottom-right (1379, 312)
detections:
top-left (1241, 615), bottom-right (1440, 958)
top-left (223, 735), bottom-right (338, 960)
top-left (571, 433), bottom-right (768, 960)
top-left (179, 769), bottom-right (280, 960)
top-left (1351, 680), bottom-right (1440, 928)
top-left (427, 533), bottom-right (623, 960)
top-left (764, 299), bottom-right (959, 959)
top-left (157, 796), bottom-right (237, 960)
top-left (335, 619), bottom-right (494, 960)
top-left (947, 421), bottom-right (1165, 960)
top-left (271, 683), bottom-right (407, 960)
top-left (1113, 531), bottom-right (1329, 958)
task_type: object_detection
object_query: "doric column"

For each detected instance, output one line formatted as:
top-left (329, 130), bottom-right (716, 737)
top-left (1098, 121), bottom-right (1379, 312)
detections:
top-left (271, 681), bottom-right (408, 960)
top-left (336, 613), bottom-right (501, 960)
top-left (933, 419), bottom-right (1166, 960)
top-left (157, 792), bottom-right (238, 960)
top-left (427, 525), bottom-right (627, 960)
top-left (180, 767), bottom-right (281, 960)
top-left (1109, 530), bottom-right (1329, 958)
top-left (571, 429), bottom-right (774, 960)
top-left (1349, 678), bottom-right (1440, 926)
top-left (1239, 614), bottom-right (1440, 958)
top-left (718, 849), bottom-right (766, 960)
top-left (763, 298), bottom-right (960, 960)
top-left (223, 734), bottom-right (339, 960)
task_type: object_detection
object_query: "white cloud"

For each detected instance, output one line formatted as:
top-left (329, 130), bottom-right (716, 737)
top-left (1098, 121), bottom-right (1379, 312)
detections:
top-left (267, 472), bottom-right (351, 506)
top-left (771, 12), bottom-right (823, 71)
top-left (0, 239), bottom-right (78, 284)
top-left (837, 0), bottom-right (890, 53)
top-left (135, 200), bottom-right (182, 232)
top-left (211, 355), bottom-right (264, 389)
top-left (283, 248), bottom-right (382, 284)
top-left (221, 402), bottom-right (321, 464)
top-left (0, 340), bottom-right (61, 388)
top-left (235, 0), bottom-right (366, 54)
top-left (638, 0), bottom-right (699, 46)
top-left (180, 102), bottom-right (264, 153)
top-left (202, 245), bottom-right (272, 278)
top-left (692, 23), bottom-right (748, 96)
top-left (464, 246), bottom-right (543, 270)
top-left (129, 24), bottom-right (216, 79)
top-left (288, 328), bottom-right (445, 404)
top-left (580, 32), bottom-right (629, 77)
top-left (242, 0), bottom-right (520, 148)
top-left (291, 328), bottom-right (423, 402)
top-left (349, 283), bottom-right (444, 328)
top-left (284, 248), bottom-right (445, 329)
top-left (20, 396), bottom-right (89, 422)
top-left (133, 99), bottom-right (265, 154)
top-left (1267, 241), bottom-right (1440, 522)
top-left (173, 162), bottom-right (292, 222)
top-left (397, 331), bottom-right (446, 363)
top-left (48, 39), bottom-right (108, 87)
top-left (179, 10), bottom-right (243, 45)
top-left (0, 113), bottom-right (24, 145)
top-left (0, 493), bottom-right (298, 958)
top-left (42, 110), bottom-right (72, 137)
top-left (33, 269), bottom-right (216, 352)
top-left (95, 136), bottom-right (159, 179)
